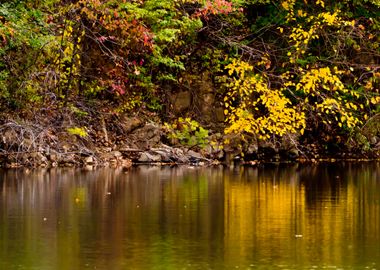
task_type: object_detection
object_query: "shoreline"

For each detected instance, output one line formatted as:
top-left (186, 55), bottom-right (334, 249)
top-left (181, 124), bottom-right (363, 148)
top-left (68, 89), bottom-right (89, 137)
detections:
top-left (1, 113), bottom-right (379, 169)
top-left (1, 147), bottom-right (379, 169)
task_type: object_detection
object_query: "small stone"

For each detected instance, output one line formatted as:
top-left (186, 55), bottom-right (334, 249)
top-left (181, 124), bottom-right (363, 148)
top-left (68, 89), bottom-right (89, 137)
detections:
top-left (370, 136), bottom-right (378, 145)
top-left (84, 156), bottom-right (95, 165)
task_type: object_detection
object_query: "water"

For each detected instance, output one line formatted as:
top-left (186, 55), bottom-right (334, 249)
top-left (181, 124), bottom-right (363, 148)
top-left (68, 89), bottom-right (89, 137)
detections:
top-left (0, 163), bottom-right (379, 270)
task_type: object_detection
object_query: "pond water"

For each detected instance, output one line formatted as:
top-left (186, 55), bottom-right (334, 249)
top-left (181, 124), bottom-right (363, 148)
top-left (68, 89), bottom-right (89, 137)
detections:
top-left (0, 163), bottom-right (379, 270)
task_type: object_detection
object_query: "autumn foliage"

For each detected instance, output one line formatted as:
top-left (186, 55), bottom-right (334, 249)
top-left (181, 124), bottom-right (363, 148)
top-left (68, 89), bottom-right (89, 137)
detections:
top-left (0, 0), bottom-right (379, 154)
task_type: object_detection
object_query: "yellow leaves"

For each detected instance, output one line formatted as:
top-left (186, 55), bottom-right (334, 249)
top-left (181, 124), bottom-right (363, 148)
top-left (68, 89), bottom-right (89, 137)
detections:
top-left (319, 11), bottom-right (340, 26)
top-left (256, 56), bottom-right (271, 70)
top-left (315, 97), bottom-right (360, 129)
top-left (296, 67), bottom-right (347, 94)
top-left (297, 9), bottom-right (307, 18)
top-left (224, 59), bottom-right (306, 139)
top-left (287, 25), bottom-right (319, 61)
top-left (225, 59), bottom-right (253, 78)
top-left (290, 64), bottom-right (368, 131)
top-left (281, 1), bottom-right (289, 10)
top-left (370, 96), bottom-right (380, 105)
top-left (316, 0), bottom-right (325, 7)
top-left (281, 0), bottom-right (296, 22)
top-left (282, 3), bottom-right (349, 64)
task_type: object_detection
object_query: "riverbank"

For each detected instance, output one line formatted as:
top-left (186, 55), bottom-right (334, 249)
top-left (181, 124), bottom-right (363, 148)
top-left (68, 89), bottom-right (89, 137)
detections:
top-left (1, 110), bottom-right (379, 168)
top-left (1, 0), bottom-right (379, 169)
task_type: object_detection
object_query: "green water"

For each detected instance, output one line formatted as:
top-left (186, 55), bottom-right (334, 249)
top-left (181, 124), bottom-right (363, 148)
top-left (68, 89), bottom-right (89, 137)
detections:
top-left (0, 163), bottom-right (379, 270)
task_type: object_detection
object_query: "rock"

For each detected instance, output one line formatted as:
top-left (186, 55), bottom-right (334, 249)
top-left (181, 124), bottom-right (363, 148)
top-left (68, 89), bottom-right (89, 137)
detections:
top-left (84, 156), bottom-right (96, 165)
top-left (258, 142), bottom-right (278, 160)
top-left (204, 144), bottom-right (224, 160)
top-left (110, 151), bottom-right (122, 158)
top-left (138, 152), bottom-right (161, 163)
top-left (247, 143), bottom-right (258, 155)
top-left (102, 150), bottom-right (123, 162)
top-left (172, 148), bottom-right (189, 163)
top-left (288, 148), bottom-right (299, 159)
top-left (151, 149), bottom-right (173, 162)
top-left (118, 148), bottom-right (143, 161)
top-left (120, 158), bottom-right (132, 168)
top-left (172, 91), bottom-right (192, 113)
top-left (244, 143), bottom-right (258, 161)
top-left (49, 153), bottom-right (58, 162)
top-left (200, 93), bottom-right (215, 122)
top-left (370, 136), bottom-right (379, 145)
top-left (214, 107), bottom-right (225, 122)
top-left (61, 154), bottom-right (76, 165)
top-left (186, 150), bottom-right (208, 165)
top-left (120, 116), bottom-right (144, 133)
top-left (187, 150), bottom-right (204, 159)
top-left (374, 141), bottom-right (380, 150)
top-left (131, 123), bottom-right (162, 149)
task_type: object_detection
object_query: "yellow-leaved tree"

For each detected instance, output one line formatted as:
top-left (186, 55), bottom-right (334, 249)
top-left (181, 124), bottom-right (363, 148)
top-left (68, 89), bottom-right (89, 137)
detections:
top-left (223, 59), bottom-right (306, 141)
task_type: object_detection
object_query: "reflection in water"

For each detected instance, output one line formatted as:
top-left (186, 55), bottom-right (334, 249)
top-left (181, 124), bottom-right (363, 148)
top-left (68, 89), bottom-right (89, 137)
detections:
top-left (0, 163), bottom-right (379, 270)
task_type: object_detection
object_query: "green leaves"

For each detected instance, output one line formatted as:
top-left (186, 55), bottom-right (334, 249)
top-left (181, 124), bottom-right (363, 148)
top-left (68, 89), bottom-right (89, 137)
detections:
top-left (165, 118), bottom-right (209, 149)
top-left (0, 1), bottom-right (55, 108)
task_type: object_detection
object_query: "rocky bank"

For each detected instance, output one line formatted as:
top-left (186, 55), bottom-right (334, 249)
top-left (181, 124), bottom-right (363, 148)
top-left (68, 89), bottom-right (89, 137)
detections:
top-left (1, 111), bottom-right (379, 169)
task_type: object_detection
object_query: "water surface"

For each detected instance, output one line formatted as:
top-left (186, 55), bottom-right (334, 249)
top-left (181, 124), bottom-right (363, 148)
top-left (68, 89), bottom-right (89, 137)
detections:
top-left (0, 163), bottom-right (379, 269)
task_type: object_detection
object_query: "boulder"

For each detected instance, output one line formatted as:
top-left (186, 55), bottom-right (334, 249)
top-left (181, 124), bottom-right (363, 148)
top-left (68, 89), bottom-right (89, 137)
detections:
top-left (131, 123), bottom-right (162, 149)
top-left (151, 149), bottom-right (173, 162)
top-left (171, 91), bottom-right (192, 113)
top-left (138, 152), bottom-right (161, 163)
top-left (120, 116), bottom-right (144, 133)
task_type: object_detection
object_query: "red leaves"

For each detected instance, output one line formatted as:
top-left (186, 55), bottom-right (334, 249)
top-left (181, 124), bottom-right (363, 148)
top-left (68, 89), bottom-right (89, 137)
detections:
top-left (142, 32), bottom-right (152, 47)
top-left (195, 0), bottom-right (238, 19)
top-left (96, 35), bottom-right (116, 43)
top-left (111, 83), bottom-right (126, 95)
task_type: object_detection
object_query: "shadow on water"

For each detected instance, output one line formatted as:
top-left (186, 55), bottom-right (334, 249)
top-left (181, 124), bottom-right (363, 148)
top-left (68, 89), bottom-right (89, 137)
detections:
top-left (0, 163), bottom-right (379, 269)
